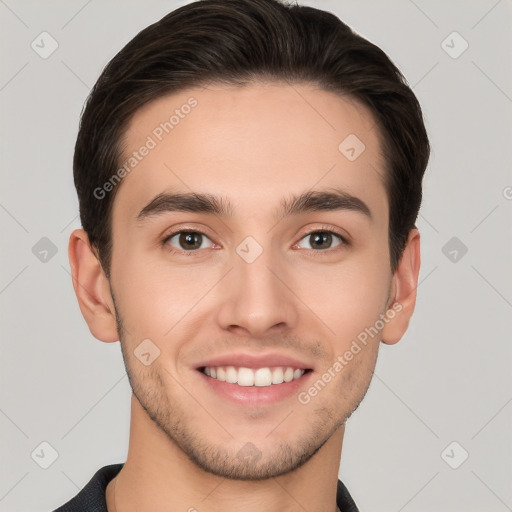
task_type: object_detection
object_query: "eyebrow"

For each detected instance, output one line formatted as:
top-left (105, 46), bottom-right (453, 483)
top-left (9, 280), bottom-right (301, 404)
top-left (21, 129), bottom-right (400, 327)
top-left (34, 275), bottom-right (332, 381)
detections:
top-left (136, 187), bottom-right (372, 224)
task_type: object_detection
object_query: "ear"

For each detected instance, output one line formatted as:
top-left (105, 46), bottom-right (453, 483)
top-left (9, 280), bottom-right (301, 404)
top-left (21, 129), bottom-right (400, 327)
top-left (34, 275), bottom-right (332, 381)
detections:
top-left (381, 228), bottom-right (421, 345)
top-left (68, 228), bottom-right (119, 342)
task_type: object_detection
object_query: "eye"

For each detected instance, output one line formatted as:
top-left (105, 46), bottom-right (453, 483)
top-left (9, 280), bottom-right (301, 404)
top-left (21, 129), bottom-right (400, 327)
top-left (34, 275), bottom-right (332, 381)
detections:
top-left (162, 227), bottom-right (348, 255)
top-left (295, 229), bottom-right (347, 251)
top-left (164, 230), bottom-right (214, 252)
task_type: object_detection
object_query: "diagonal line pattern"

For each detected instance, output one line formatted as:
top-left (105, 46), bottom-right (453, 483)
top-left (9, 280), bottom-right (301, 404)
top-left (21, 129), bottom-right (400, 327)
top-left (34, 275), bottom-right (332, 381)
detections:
top-left (164, 267), bottom-right (233, 336)
top-left (200, 479), bottom-right (225, 502)
top-left (471, 0), bottom-right (502, 30)
top-left (164, 163), bottom-right (233, 234)
top-left (61, 470), bottom-right (80, 490)
top-left (417, 265), bottom-right (438, 289)
top-left (408, 0), bottom-right (439, 28)
top-left (471, 471), bottom-right (512, 511)
top-left (418, 213), bottom-right (439, 234)
top-left (162, 367), bottom-right (233, 438)
top-left (373, 373), bottom-right (439, 438)
top-left (0, 62), bottom-right (29, 92)
top-left (61, 60), bottom-right (91, 90)
top-left (0, 472), bottom-right (29, 502)
top-left (61, 0), bottom-right (93, 29)
top-left (472, 61), bottom-right (512, 104)
top-left (0, 0), bottom-right (29, 28)
top-left (284, 79), bottom-right (336, 131)
top-left (471, 396), bottom-right (512, 439)
top-left (60, 214), bottom-right (80, 233)
top-left (265, 409), bottom-right (294, 438)
top-left (272, 478), bottom-right (310, 512)
top-left (0, 203), bottom-right (29, 232)
top-left (0, 408), bottom-right (29, 439)
top-left (398, 472), bottom-right (440, 511)
top-left (266, 266), bottom-right (336, 335)
top-left (61, 372), bottom-right (127, 439)
top-left (412, 62), bottom-right (439, 90)
top-left (60, 264), bottom-right (132, 336)
top-left (471, 265), bottom-right (512, 308)
top-left (266, 163), bottom-right (337, 235)
top-left (469, 204), bottom-right (499, 233)
top-left (0, 265), bottom-right (29, 295)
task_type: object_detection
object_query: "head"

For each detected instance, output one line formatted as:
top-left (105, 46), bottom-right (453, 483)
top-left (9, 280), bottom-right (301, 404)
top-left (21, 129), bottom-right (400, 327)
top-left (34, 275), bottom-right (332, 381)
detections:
top-left (69, 0), bottom-right (429, 480)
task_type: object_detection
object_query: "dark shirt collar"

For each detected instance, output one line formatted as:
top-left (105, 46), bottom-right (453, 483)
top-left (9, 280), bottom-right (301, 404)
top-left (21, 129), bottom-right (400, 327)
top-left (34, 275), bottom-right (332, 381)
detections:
top-left (53, 463), bottom-right (359, 512)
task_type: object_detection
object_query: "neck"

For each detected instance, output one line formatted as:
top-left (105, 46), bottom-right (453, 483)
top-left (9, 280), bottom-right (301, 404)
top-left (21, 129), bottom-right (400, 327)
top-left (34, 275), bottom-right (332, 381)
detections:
top-left (106, 394), bottom-right (345, 512)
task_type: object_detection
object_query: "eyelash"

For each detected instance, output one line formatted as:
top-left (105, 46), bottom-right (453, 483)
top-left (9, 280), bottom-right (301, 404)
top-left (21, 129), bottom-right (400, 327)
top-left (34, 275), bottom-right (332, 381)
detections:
top-left (161, 225), bottom-right (349, 256)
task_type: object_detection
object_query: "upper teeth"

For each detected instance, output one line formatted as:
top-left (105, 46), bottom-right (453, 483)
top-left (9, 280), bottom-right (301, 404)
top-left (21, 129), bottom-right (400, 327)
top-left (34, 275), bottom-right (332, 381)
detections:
top-left (203, 366), bottom-right (305, 387)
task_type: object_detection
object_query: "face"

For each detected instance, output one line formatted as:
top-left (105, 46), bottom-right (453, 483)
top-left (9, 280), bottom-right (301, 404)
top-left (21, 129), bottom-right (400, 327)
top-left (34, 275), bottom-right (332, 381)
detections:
top-left (108, 82), bottom-right (395, 479)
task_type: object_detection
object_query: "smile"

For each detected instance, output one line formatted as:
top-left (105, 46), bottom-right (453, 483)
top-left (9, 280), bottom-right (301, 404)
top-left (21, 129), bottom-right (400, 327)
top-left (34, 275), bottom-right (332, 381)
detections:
top-left (201, 366), bottom-right (310, 387)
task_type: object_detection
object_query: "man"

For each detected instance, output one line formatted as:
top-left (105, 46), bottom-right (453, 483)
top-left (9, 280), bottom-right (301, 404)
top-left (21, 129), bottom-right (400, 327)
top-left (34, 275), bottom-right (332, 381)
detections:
top-left (56, 0), bottom-right (429, 510)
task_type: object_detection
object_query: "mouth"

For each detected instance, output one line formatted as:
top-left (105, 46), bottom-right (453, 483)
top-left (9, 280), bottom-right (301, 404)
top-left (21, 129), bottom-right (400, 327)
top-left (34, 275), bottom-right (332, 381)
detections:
top-left (194, 353), bottom-right (314, 406)
top-left (200, 365), bottom-right (313, 387)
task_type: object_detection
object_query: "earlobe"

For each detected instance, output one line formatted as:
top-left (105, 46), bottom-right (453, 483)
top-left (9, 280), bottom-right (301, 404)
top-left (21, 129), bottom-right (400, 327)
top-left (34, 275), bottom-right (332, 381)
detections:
top-left (381, 228), bottom-right (421, 345)
top-left (68, 228), bottom-right (119, 343)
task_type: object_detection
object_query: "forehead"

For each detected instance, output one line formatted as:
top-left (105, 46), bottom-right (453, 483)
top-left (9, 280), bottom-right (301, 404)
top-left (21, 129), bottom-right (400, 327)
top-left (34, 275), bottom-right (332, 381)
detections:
top-left (114, 82), bottom-right (388, 224)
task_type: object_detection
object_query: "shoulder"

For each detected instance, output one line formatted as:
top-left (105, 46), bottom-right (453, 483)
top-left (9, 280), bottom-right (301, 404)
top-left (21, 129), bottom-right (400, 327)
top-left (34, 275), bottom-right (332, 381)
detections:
top-left (336, 478), bottom-right (360, 512)
top-left (52, 463), bottom-right (124, 512)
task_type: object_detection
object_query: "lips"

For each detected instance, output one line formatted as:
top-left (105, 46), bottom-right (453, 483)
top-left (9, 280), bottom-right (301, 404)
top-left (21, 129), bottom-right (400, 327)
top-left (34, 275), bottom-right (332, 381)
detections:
top-left (194, 352), bottom-right (313, 372)
top-left (202, 365), bottom-right (308, 387)
top-left (193, 352), bottom-right (314, 404)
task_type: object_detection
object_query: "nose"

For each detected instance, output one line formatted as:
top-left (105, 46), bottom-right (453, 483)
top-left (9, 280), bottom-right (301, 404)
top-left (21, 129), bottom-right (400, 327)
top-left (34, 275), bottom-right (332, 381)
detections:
top-left (215, 248), bottom-right (299, 338)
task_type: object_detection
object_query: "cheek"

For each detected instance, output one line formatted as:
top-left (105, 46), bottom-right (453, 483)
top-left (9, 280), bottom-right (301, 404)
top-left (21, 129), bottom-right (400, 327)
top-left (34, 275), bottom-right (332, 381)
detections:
top-left (295, 255), bottom-right (391, 344)
top-left (112, 251), bottom-right (220, 340)
top-left (112, 231), bottom-right (391, 349)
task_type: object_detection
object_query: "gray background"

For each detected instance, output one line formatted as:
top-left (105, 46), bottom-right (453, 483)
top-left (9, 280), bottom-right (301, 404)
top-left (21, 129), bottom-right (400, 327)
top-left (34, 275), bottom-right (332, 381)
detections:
top-left (1, 0), bottom-right (511, 511)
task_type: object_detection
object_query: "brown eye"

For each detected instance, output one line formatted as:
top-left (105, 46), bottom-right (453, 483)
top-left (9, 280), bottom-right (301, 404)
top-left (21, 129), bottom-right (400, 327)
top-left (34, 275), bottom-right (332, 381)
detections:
top-left (165, 231), bottom-right (212, 251)
top-left (297, 231), bottom-right (345, 251)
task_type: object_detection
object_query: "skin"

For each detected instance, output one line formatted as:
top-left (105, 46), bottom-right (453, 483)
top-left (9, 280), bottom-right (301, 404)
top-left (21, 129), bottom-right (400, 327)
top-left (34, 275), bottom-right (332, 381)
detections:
top-left (69, 82), bottom-right (421, 512)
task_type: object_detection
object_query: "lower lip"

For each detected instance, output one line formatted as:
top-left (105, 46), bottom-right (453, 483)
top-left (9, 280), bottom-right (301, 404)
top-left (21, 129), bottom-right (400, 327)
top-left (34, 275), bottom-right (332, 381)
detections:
top-left (197, 370), bottom-right (313, 406)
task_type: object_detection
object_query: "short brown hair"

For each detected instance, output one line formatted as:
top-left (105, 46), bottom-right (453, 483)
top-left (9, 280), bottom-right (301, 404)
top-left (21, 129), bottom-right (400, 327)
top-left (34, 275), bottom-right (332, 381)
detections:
top-left (73, 0), bottom-right (430, 276)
